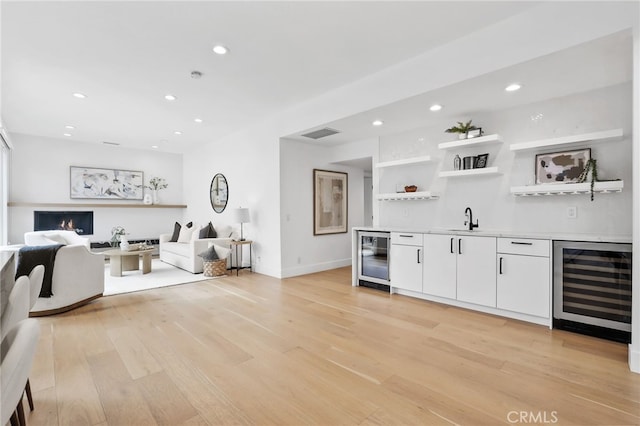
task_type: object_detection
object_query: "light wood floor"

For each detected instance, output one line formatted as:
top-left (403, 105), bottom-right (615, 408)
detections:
top-left (27, 267), bottom-right (640, 425)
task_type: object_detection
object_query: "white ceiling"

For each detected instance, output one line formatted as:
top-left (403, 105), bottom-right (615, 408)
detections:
top-left (286, 30), bottom-right (633, 147)
top-left (2, 1), bottom-right (539, 153)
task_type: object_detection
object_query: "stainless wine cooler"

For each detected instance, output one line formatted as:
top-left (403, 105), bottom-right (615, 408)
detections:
top-left (553, 240), bottom-right (632, 343)
top-left (358, 231), bottom-right (390, 290)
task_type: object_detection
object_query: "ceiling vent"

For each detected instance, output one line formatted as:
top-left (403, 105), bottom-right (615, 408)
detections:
top-left (102, 141), bottom-right (120, 146)
top-left (301, 127), bottom-right (340, 140)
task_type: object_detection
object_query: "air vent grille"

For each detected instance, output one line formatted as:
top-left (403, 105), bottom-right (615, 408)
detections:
top-left (102, 141), bottom-right (121, 146)
top-left (301, 127), bottom-right (340, 140)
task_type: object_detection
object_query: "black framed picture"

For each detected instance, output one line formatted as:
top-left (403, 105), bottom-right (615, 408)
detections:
top-left (467, 128), bottom-right (483, 138)
top-left (474, 153), bottom-right (489, 168)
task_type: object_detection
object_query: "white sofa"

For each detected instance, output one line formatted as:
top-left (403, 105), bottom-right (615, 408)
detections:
top-left (23, 231), bottom-right (104, 316)
top-left (159, 225), bottom-right (234, 274)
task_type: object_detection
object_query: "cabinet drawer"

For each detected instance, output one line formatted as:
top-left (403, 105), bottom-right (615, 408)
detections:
top-left (391, 232), bottom-right (423, 246)
top-left (497, 238), bottom-right (550, 257)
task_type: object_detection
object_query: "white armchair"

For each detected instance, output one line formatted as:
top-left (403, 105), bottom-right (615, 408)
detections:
top-left (22, 231), bottom-right (104, 316)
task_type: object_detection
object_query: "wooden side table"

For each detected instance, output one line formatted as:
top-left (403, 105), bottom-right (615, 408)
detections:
top-left (103, 248), bottom-right (154, 277)
top-left (229, 240), bottom-right (253, 276)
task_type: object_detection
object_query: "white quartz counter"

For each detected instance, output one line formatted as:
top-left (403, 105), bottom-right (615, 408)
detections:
top-left (353, 226), bottom-right (632, 244)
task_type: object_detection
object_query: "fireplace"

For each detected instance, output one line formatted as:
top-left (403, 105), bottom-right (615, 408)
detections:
top-left (34, 211), bottom-right (94, 235)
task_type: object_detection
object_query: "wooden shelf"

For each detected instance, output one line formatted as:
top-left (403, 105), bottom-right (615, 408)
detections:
top-left (438, 134), bottom-right (501, 150)
top-left (376, 191), bottom-right (439, 201)
top-left (509, 128), bottom-right (623, 152)
top-left (8, 202), bottom-right (187, 208)
top-left (375, 155), bottom-right (433, 168)
top-left (510, 181), bottom-right (623, 196)
top-left (438, 167), bottom-right (500, 178)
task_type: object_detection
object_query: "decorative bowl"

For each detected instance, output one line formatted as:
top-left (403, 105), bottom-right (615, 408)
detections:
top-left (404, 185), bottom-right (418, 192)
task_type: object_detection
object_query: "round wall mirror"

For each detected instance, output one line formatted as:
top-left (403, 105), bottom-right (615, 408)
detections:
top-left (210, 173), bottom-right (228, 213)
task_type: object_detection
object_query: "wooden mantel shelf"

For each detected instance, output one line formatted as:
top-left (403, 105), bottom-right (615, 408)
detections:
top-left (8, 202), bottom-right (187, 209)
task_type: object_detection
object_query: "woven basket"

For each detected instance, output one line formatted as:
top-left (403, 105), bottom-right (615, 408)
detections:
top-left (203, 258), bottom-right (227, 277)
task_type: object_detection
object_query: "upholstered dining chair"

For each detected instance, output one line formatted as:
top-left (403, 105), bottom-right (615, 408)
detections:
top-left (27, 265), bottom-right (45, 312)
top-left (1, 275), bottom-right (30, 341)
top-left (1, 319), bottom-right (41, 426)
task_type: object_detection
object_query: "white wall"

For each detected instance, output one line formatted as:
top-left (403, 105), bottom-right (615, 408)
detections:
top-left (9, 134), bottom-right (184, 244)
top-left (279, 138), bottom-right (369, 277)
top-left (378, 83), bottom-right (632, 237)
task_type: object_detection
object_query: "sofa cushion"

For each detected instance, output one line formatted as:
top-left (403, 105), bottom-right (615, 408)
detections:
top-left (198, 222), bottom-right (217, 239)
top-left (198, 245), bottom-right (219, 261)
top-left (162, 242), bottom-right (192, 257)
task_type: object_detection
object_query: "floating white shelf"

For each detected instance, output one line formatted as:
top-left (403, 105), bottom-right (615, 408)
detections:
top-left (376, 191), bottom-right (439, 201)
top-left (509, 128), bottom-right (623, 152)
top-left (375, 155), bottom-right (433, 168)
top-left (438, 167), bottom-right (501, 178)
top-left (510, 181), bottom-right (624, 196)
top-left (438, 134), bottom-right (501, 150)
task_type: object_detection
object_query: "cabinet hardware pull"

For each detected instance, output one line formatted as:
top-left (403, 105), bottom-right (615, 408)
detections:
top-left (458, 238), bottom-right (462, 255)
top-left (499, 257), bottom-right (503, 274)
top-left (511, 241), bottom-right (533, 245)
top-left (399, 234), bottom-right (413, 238)
top-left (417, 249), bottom-right (421, 264)
top-left (450, 237), bottom-right (454, 254)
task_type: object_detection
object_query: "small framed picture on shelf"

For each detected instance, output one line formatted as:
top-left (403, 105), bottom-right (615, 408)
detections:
top-left (535, 148), bottom-right (591, 184)
top-left (466, 128), bottom-right (483, 139)
top-left (474, 153), bottom-right (489, 168)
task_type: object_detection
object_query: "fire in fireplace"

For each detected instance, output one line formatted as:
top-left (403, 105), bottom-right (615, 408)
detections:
top-left (34, 211), bottom-right (94, 235)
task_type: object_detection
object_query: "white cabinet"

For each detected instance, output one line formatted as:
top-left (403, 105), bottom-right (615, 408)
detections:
top-left (422, 234), bottom-right (457, 299)
top-left (455, 236), bottom-right (497, 307)
top-left (390, 233), bottom-right (423, 292)
top-left (496, 238), bottom-right (550, 318)
top-left (423, 234), bottom-right (496, 307)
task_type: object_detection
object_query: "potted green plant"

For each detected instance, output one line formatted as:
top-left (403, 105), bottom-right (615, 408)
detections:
top-left (445, 120), bottom-right (479, 139)
top-left (110, 226), bottom-right (127, 248)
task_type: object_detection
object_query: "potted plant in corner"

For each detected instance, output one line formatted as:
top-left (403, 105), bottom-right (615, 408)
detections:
top-left (145, 177), bottom-right (168, 205)
top-left (445, 120), bottom-right (480, 139)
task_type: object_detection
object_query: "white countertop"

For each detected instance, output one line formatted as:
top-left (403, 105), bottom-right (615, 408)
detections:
top-left (353, 226), bottom-right (632, 244)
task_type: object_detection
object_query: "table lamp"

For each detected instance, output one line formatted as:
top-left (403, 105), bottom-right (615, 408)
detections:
top-left (232, 207), bottom-right (251, 241)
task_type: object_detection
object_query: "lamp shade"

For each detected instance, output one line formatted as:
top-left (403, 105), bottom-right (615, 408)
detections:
top-left (232, 207), bottom-right (251, 224)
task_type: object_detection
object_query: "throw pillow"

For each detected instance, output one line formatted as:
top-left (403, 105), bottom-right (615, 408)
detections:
top-left (169, 222), bottom-right (181, 242)
top-left (169, 221), bottom-right (193, 242)
top-left (198, 224), bottom-right (210, 239)
top-left (208, 222), bottom-right (217, 238)
top-left (177, 225), bottom-right (195, 243)
top-left (213, 244), bottom-right (230, 260)
top-left (198, 245), bottom-right (219, 261)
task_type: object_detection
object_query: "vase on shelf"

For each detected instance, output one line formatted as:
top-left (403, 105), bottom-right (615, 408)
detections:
top-left (143, 193), bottom-right (152, 205)
top-left (152, 189), bottom-right (159, 205)
top-left (453, 154), bottom-right (461, 170)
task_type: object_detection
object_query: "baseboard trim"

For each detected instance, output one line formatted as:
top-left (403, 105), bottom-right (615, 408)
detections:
top-left (629, 344), bottom-right (640, 373)
top-left (281, 258), bottom-right (352, 278)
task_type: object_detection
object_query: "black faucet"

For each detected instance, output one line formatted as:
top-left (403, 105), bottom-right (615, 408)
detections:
top-left (464, 207), bottom-right (478, 231)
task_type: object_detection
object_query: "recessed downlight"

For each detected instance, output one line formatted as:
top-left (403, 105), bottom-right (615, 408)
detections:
top-left (63, 133), bottom-right (72, 137)
top-left (72, 92), bottom-right (86, 99)
top-left (429, 104), bottom-right (442, 111)
top-left (372, 120), bottom-right (384, 126)
top-left (213, 45), bottom-right (228, 55)
top-left (194, 118), bottom-right (203, 123)
top-left (164, 94), bottom-right (176, 101)
top-left (65, 125), bottom-right (75, 129)
top-left (505, 83), bottom-right (522, 92)
top-left (151, 145), bottom-right (159, 149)
top-left (174, 131), bottom-right (182, 135)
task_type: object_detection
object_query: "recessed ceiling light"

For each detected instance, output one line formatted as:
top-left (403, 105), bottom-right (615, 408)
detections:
top-left (372, 120), bottom-right (384, 126)
top-left (213, 45), bottom-right (228, 55)
top-left (429, 104), bottom-right (442, 111)
top-left (151, 145), bottom-right (159, 149)
top-left (63, 133), bottom-right (72, 137)
top-left (65, 125), bottom-right (75, 129)
top-left (505, 83), bottom-right (521, 92)
top-left (164, 94), bottom-right (176, 101)
top-left (194, 118), bottom-right (203, 123)
top-left (174, 131), bottom-right (182, 135)
top-left (72, 92), bottom-right (86, 99)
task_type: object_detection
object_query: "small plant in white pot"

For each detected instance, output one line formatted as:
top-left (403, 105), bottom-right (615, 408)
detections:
top-left (445, 120), bottom-right (479, 139)
top-left (145, 177), bottom-right (168, 204)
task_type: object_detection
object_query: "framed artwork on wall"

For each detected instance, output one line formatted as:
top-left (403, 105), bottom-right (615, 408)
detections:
top-left (70, 166), bottom-right (144, 200)
top-left (313, 169), bottom-right (348, 235)
top-left (535, 148), bottom-right (591, 184)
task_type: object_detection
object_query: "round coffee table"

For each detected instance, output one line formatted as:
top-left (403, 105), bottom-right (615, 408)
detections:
top-left (103, 248), bottom-right (154, 277)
